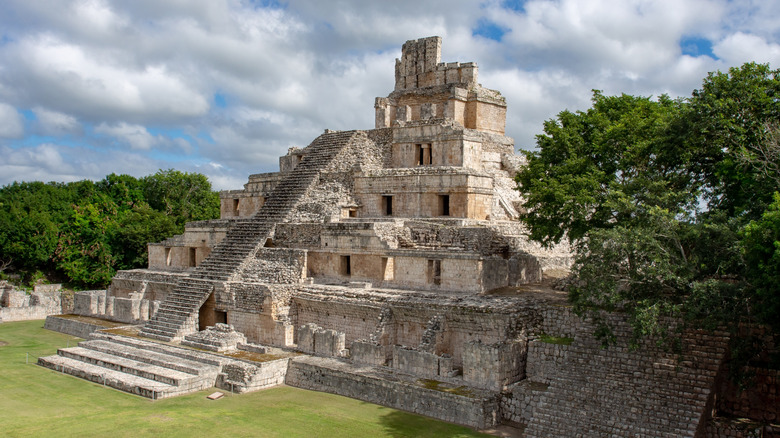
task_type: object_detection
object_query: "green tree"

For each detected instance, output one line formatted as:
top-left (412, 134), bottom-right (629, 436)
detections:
top-left (54, 200), bottom-right (118, 288)
top-left (112, 204), bottom-right (179, 269)
top-left (142, 169), bottom-right (220, 230)
top-left (516, 63), bottom-right (780, 348)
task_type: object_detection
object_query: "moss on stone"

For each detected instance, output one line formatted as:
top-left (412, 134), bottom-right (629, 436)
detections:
top-left (538, 333), bottom-right (574, 345)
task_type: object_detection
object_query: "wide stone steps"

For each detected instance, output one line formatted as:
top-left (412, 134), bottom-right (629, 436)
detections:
top-left (81, 339), bottom-right (214, 376)
top-left (57, 346), bottom-right (197, 386)
top-left (39, 355), bottom-right (181, 399)
top-left (38, 333), bottom-right (230, 399)
top-left (141, 130), bottom-right (357, 342)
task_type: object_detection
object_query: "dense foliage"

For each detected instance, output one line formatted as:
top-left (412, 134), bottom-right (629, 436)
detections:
top-left (517, 63), bottom-right (780, 356)
top-left (0, 170), bottom-right (219, 288)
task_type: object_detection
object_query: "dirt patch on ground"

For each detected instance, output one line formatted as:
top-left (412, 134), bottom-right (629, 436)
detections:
top-left (0, 340), bottom-right (8, 347)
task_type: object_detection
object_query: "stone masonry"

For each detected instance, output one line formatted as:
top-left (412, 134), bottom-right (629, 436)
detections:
top-left (48, 37), bottom-right (766, 436)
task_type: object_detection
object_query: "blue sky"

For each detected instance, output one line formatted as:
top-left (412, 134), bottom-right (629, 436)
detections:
top-left (0, 0), bottom-right (778, 190)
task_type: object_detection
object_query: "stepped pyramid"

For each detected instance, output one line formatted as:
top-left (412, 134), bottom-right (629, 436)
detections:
top-left (45, 37), bottom-right (739, 436)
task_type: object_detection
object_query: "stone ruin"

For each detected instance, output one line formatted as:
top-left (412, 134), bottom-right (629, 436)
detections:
top-left (41, 37), bottom-right (778, 436)
top-left (0, 281), bottom-right (70, 322)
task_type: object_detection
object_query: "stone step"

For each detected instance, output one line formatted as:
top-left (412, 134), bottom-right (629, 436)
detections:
top-left (38, 355), bottom-right (183, 399)
top-left (91, 333), bottom-right (228, 367)
top-left (80, 339), bottom-right (215, 376)
top-left (58, 346), bottom-right (199, 387)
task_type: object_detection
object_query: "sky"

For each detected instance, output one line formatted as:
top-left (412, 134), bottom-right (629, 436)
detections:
top-left (1, 0), bottom-right (778, 191)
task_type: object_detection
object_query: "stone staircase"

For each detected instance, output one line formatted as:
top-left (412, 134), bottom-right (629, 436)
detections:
top-left (522, 327), bottom-right (727, 437)
top-left (140, 130), bottom-right (358, 342)
top-left (38, 331), bottom-right (227, 399)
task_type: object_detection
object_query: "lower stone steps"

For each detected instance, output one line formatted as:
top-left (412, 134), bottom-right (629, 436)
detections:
top-left (38, 333), bottom-right (224, 399)
top-left (38, 355), bottom-right (185, 399)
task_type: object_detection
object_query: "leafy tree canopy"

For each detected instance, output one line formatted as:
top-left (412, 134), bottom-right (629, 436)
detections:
top-left (0, 170), bottom-right (220, 288)
top-left (516, 63), bottom-right (780, 353)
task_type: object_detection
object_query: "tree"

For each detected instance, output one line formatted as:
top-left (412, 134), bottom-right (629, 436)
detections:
top-left (112, 204), bottom-right (179, 269)
top-left (517, 92), bottom-right (693, 246)
top-left (54, 200), bottom-right (118, 288)
top-left (516, 63), bottom-right (780, 348)
top-left (142, 169), bottom-right (220, 230)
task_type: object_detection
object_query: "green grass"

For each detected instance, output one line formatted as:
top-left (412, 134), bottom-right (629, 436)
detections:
top-left (0, 320), bottom-right (489, 438)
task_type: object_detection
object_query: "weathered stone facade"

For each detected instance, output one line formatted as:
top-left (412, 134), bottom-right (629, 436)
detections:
top-left (52, 37), bottom-right (772, 436)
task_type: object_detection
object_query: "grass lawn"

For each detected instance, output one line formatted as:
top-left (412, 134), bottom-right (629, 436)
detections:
top-left (0, 320), bottom-right (489, 438)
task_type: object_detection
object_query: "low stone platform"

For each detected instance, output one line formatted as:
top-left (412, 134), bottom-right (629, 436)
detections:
top-left (285, 355), bottom-right (499, 429)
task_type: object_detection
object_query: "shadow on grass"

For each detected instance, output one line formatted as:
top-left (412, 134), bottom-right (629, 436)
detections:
top-left (378, 408), bottom-right (489, 438)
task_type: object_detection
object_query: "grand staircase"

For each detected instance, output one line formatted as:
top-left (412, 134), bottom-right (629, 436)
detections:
top-left (140, 130), bottom-right (358, 342)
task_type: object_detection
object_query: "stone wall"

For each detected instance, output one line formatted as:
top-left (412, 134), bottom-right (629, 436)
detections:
top-left (285, 355), bottom-right (499, 429)
top-left (0, 283), bottom-right (68, 322)
top-left (239, 248), bottom-right (306, 284)
top-left (43, 315), bottom-right (111, 339)
top-left (392, 346), bottom-right (455, 379)
top-left (216, 358), bottom-right (291, 393)
top-left (519, 309), bottom-right (729, 438)
top-left (293, 294), bottom-right (382, 347)
top-left (462, 339), bottom-right (526, 391)
top-left (73, 290), bottom-right (159, 324)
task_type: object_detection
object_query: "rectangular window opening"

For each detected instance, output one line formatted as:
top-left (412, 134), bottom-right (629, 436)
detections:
top-left (415, 144), bottom-right (423, 166)
top-left (165, 247), bottom-right (172, 266)
top-left (233, 198), bottom-right (240, 216)
top-left (439, 194), bottom-right (450, 216)
top-left (423, 143), bottom-right (432, 165)
top-left (427, 259), bottom-right (441, 285)
top-left (340, 255), bottom-right (352, 276)
top-left (189, 247), bottom-right (197, 267)
top-left (381, 257), bottom-right (394, 282)
top-left (382, 195), bottom-right (393, 216)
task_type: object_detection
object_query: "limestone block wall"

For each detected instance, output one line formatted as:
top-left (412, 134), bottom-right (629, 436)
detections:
top-left (295, 324), bottom-right (346, 357)
top-left (523, 341), bottom-right (570, 384)
top-left (462, 339), bottom-right (526, 391)
top-left (293, 296), bottom-right (382, 347)
top-left (285, 356), bottom-right (499, 429)
top-left (1, 288), bottom-right (28, 307)
top-left (239, 248), bottom-right (306, 284)
top-left (216, 357), bottom-right (290, 393)
top-left (220, 190), bottom-right (265, 218)
top-left (306, 251), bottom-right (388, 284)
top-left (43, 315), bottom-right (113, 339)
top-left (227, 310), bottom-right (285, 345)
top-left (147, 220), bottom-right (229, 269)
top-left (108, 269), bottom-right (185, 303)
top-left (716, 365), bottom-right (780, 423)
top-left (390, 254), bottom-right (486, 293)
top-left (350, 340), bottom-right (388, 366)
top-left (519, 308), bottom-right (729, 438)
top-left (392, 346), bottom-right (454, 379)
top-left (73, 289), bottom-right (159, 324)
top-left (354, 169), bottom-right (493, 220)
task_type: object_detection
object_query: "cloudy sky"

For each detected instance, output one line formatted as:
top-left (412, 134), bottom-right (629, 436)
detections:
top-left (1, 0), bottom-right (778, 190)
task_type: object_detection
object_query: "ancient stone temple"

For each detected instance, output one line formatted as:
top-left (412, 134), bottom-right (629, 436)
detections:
top-left (41, 37), bottom-right (764, 437)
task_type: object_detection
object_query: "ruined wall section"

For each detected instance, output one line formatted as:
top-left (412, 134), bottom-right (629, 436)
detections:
top-left (287, 130), bottom-right (390, 224)
top-left (148, 220), bottom-right (230, 270)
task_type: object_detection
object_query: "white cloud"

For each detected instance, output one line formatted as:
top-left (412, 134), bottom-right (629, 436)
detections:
top-left (0, 0), bottom-right (777, 189)
top-left (0, 103), bottom-right (24, 138)
top-left (33, 107), bottom-right (81, 135)
top-left (713, 32), bottom-right (780, 66)
top-left (95, 122), bottom-right (159, 150)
